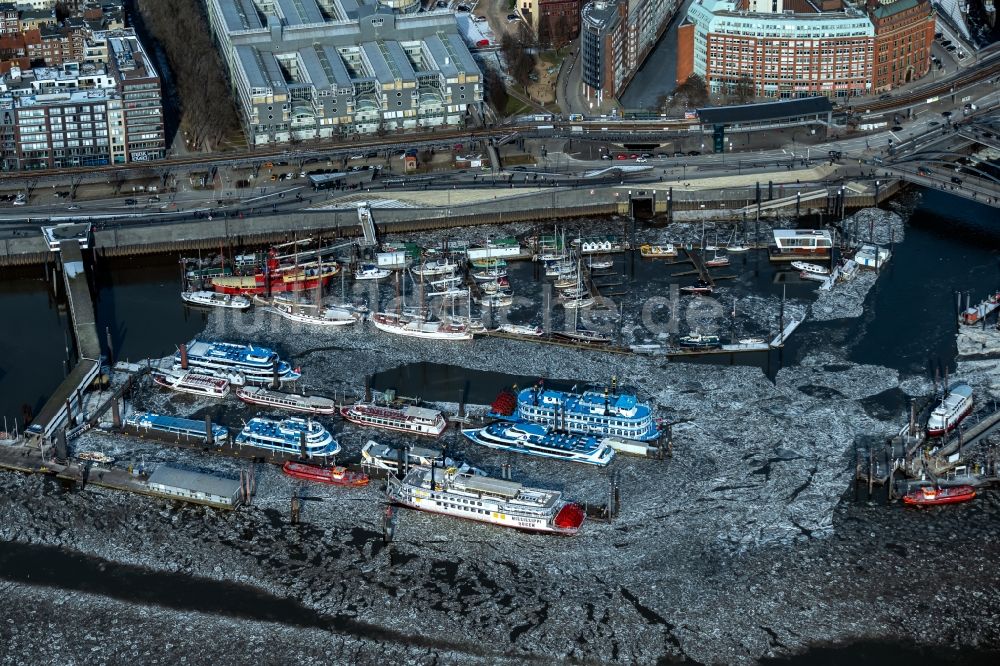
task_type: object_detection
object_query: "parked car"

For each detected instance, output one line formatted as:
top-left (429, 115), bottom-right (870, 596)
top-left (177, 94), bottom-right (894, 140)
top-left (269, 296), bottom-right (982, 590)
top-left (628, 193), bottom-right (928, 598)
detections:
top-left (124, 198), bottom-right (137, 205)
top-left (456, 3), bottom-right (470, 10)
top-left (506, 13), bottom-right (521, 21)
top-left (687, 150), bottom-right (701, 156)
top-left (635, 157), bottom-right (647, 163)
top-left (600, 154), bottom-right (612, 160)
top-left (616, 154), bottom-right (626, 160)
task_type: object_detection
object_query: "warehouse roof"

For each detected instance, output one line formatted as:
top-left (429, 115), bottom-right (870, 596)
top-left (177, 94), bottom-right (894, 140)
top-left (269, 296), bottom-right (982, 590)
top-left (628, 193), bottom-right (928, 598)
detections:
top-left (148, 465), bottom-right (241, 499)
top-left (696, 97), bottom-right (833, 126)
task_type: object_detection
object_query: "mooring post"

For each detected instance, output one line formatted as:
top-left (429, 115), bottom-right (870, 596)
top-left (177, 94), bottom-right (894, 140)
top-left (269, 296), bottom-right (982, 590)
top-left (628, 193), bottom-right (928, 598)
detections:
top-left (205, 415), bottom-right (214, 446)
top-left (300, 431), bottom-right (307, 459)
top-left (112, 397), bottom-right (122, 428)
top-left (291, 495), bottom-right (300, 525)
top-left (105, 326), bottom-right (114, 366)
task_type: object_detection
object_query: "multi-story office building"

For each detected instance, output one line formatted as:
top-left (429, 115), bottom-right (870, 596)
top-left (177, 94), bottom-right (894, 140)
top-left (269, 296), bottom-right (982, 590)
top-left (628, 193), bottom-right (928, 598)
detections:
top-left (676, 0), bottom-right (934, 99)
top-left (0, 28), bottom-right (164, 170)
top-left (518, 0), bottom-right (581, 46)
top-left (579, 0), bottom-right (679, 101)
top-left (205, 0), bottom-right (483, 146)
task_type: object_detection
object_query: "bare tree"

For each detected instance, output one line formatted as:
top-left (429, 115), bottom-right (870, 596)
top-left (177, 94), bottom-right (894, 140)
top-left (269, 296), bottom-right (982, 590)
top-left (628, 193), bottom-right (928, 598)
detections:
top-left (730, 75), bottom-right (756, 105)
top-left (484, 68), bottom-right (509, 115)
top-left (671, 74), bottom-right (710, 109)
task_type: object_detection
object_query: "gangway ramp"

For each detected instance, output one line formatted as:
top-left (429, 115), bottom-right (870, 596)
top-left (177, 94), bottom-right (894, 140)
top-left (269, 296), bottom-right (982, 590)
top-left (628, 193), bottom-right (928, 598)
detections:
top-left (358, 205), bottom-right (377, 247)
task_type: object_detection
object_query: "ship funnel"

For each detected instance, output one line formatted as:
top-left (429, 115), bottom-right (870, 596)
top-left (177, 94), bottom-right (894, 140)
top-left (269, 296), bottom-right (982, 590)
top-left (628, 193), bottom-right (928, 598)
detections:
top-left (179, 343), bottom-right (188, 369)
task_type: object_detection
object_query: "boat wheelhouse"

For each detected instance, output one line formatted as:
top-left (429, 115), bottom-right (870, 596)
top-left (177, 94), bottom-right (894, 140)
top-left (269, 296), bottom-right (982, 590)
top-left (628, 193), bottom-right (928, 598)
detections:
top-left (340, 402), bottom-right (447, 436)
top-left (177, 339), bottom-right (300, 384)
top-left (234, 417), bottom-right (340, 457)
top-left (462, 421), bottom-right (615, 466)
top-left (125, 411), bottom-right (229, 444)
top-left (514, 385), bottom-right (659, 441)
top-left (386, 466), bottom-right (585, 534)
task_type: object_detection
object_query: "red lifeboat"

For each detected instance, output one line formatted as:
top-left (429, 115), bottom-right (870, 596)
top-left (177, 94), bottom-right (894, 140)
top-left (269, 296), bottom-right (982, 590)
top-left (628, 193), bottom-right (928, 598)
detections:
top-left (902, 484), bottom-right (976, 506)
top-left (282, 461), bottom-right (369, 487)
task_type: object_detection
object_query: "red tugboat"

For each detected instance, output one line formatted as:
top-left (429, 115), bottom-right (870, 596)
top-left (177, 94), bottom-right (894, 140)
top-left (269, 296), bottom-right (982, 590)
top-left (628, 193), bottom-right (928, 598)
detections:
top-left (902, 485), bottom-right (976, 506)
top-left (282, 461), bottom-right (369, 487)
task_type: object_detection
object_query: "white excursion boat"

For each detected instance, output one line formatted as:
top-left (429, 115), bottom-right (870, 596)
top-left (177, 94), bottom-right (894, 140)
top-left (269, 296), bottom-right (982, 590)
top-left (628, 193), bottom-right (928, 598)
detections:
top-left (927, 383), bottom-right (974, 437)
top-left (236, 386), bottom-right (337, 415)
top-left (355, 263), bottom-right (391, 280)
top-left (499, 323), bottom-right (544, 337)
top-left (165, 365), bottom-right (246, 387)
top-left (772, 229), bottom-right (833, 259)
top-left (181, 291), bottom-right (251, 310)
top-left (387, 465), bottom-right (586, 535)
top-left (790, 261), bottom-right (830, 275)
top-left (854, 244), bottom-right (891, 270)
top-left (411, 258), bottom-right (459, 277)
top-left (341, 402), bottom-right (448, 436)
top-left (463, 421), bottom-right (616, 466)
top-left (153, 369), bottom-right (231, 398)
top-left (269, 302), bottom-right (361, 326)
top-left (360, 440), bottom-right (484, 476)
top-left (370, 312), bottom-right (473, 340)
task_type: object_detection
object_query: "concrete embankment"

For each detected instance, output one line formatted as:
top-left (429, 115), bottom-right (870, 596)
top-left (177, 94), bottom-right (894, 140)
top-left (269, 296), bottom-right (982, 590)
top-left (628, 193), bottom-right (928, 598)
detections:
top-left (0, 174), bottom-right (904, 267)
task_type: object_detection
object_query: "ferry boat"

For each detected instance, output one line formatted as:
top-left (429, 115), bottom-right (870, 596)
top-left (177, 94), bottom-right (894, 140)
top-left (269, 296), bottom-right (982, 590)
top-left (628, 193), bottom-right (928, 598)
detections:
top-left (927, 383), bottom-right (974, 437)
top-left (513, 384), bottom-right (658, 441)
top-left (236, 386), bottom-right (336, 415)
top-left (499, 323), bottom-right (544, 337)
top-left (902, 485), bottom-right (976, 506)
top-left (178, 340), bottom-right (300, 384)
top-left (282, 460), bottom-right (368, 487)
top-left (771, 229), bottom-right (833, 260)
top-left (234, 417), bottom-right (341, 457)
top-left (76, 451), bottom-right (114, 464)
top-left (370, 312), bottom-right (473, 341)
top-left (361, 440), bottom-right (453, 473)
top-left (678, 333), bottom-right (721, 349)
top-left (355, 264), bottom-right (391, 280)
top-left (790, 261), bottom-right (830, 276)
top-left (181, 291), bottom-right (251, 310)
top-left (386, 465), bottom-right (585, 535)
top-left (269, 302), bottom-right (361, 327)
top-left (340, 402), bottom-right (448, 436)
top-left (640, 244), bottom-right (678, 258)
top-left (153, 369), bottom-right (230, 398)
top-left (463, 421), bottom-right (615, 466)
top-left (164, 365), bottom-right (246, 387)
top-left (126, 411), bottom-right (229, 444)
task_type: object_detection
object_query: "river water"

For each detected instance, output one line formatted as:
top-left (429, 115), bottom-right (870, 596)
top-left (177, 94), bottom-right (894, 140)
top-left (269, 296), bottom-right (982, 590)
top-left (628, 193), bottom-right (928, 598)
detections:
top-left (4, 190), bottom-right (999, 426)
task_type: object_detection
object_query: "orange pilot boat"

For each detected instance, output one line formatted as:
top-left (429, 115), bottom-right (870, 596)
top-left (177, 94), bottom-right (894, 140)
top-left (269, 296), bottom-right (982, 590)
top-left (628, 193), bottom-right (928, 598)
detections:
top-left (282, 461), bottom-right (369, 487)
top-left (902, 484), bottom-right (976, 506)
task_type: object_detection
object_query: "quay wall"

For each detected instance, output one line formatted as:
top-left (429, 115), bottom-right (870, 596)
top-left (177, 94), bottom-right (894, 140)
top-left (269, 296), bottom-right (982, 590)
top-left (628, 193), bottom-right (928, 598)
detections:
top-left (0, 181), bottom-right (905, 266)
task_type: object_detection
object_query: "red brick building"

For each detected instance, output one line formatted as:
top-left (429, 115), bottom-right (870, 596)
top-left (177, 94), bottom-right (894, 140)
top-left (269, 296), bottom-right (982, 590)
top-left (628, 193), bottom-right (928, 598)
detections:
top-left (868, 0), bottom-right (935, 92)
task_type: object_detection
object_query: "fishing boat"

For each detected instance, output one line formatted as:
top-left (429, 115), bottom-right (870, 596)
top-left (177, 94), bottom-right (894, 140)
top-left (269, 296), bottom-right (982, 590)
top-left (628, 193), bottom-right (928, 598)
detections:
top-left (234, 417), bottom-right (341, 457)
top-left (499, 323), bottom-right (544, 337)
top-left (386, 465), bottom-right (586, 535)
top-left (236, 386), bottom-right (336, 415)
top-left (268, 301), bottom-right (361, 327)
top-left (553, 273), bottom-right (578, 289)
top-left (153, 369), bottom-right (230, 398)
top-left (355, 264), bottom-right (391, 280)
top-left (512, 384), bottom-right (659, 441)
top-left (463, 421), bottom-right (615, 466)
top-left (370, 312), bottom-right (473, 341)
top-left (902, 485), bottom-right (976, 506)
top-left (927, 383), bottom-right (974, 437)
top-left (680, 280), bottom-right (713, 295)
top-left (639, 244), bottom-right (678, 258)
top-left (790, 261), bottom-right (830, 276)
top-left (678, 333), bottom-right (722, 348)
top-left (340, 402), bottom-right (448, 436)
top-left (472, 267), bottom-right (508, 281)
top-left (126, 411), bottom-right (229, 444)
top-left (282, 460), bottom-right (369, 487)
top-left (181, 291), bottom-right (251, 310)
top-left (76, 451), bottom-right (114, 464)
top-left (176, 339), bottom-right (300, 384)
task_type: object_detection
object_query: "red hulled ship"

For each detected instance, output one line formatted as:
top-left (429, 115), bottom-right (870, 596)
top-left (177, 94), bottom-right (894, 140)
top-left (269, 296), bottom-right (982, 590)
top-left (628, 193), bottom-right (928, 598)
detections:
top-left (282, 461), bottom-right (369, 487)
